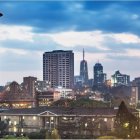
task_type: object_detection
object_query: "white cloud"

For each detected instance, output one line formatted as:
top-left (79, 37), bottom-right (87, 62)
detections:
top-left (48, 30), bottom-right (110, 50)
top-left (0, 47), bottom-right (28, 55)
top-left (0, 70), bottom-right (42, 85)
top-left (132, 14), bottom-right (139, 20)
top-left (10, 48), bottom-right (28, 55)
top-left (110, 33), bottom-right (140, 44)
top-left (126, 49), bottom-right (140, 57)
top-left (0, 48), bottom-right (7, 53)
top-left (0, 24), bottom-right (33, 41)
top-left (1, 24), bottom-right (140, 84)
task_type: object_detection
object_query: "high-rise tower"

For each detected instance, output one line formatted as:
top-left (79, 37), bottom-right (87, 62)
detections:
top-left (80, 49), bottom-right (88, 84)
top-left (111, 70), bottom-right (130, 87)
top-left (93, 62), bottom-right (106, 87)
top-left (43, 50), bottom-right (74, 88)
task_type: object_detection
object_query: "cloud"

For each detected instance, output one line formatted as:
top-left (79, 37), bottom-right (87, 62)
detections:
top-left (0, 71), bottom-right (42, 85)
top-left (1, 26), bottom-right (140, 75)
top-left (1, 1), bottom-right (140, 35)
top-left (0, 25), bottom-right (61, 51)
top-left (110, 33), bottom-right (140, 44)
top-left (0, 24), bottom-right (33, 41)
top-left (48, 31), bottom-right (106, 50)
top-left (1, 0), bottom-right (140, 84)
top-left (0, 50), bottom-right (42, 71)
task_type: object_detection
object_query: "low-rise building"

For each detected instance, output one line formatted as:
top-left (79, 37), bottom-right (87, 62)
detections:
top-left (89, 91), bottom-right (104, 101)
top-left (130, 86), bottom-right (138, 107)
top-left (0, 107), bottom-right (117, 136)
top-left (0, 81), bottom-right (35, 108)
top-left (0, 107), bottom-right (138, 138)
top-left (36, 91), bottom-right (60, 106)
top-left (54, 86), bottom-right (74, 99)
top-left (35, 80), bottom-right (51, 92)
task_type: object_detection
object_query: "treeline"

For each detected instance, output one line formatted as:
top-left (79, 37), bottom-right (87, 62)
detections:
top-left (52, 98), bottom-right (110, 108)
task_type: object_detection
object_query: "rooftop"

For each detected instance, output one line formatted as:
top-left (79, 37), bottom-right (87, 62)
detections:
top-left (0, 106), bottom-right (126, 116)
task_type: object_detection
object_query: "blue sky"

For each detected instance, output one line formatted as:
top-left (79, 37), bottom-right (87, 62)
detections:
top-left (0, 1), bottom-right (140, 85)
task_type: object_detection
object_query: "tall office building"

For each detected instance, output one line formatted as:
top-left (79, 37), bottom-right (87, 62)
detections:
top-left (43, 50), bottom-right (74, 88)
top-left (80, 49), bottom-right (88, 84)
top-left (93, 63), bottom-right (106, 87)
top-left (111, 70), bottom-right (130, 87)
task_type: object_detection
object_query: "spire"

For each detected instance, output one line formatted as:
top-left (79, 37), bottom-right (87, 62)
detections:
top-left (83, 48), bottom-right (85, 60)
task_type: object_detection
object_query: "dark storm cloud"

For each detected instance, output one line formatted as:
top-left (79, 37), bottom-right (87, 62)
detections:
top-left (1, 1), bottom-right (140, 35)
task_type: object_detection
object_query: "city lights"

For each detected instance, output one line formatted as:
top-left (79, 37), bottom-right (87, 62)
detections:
top-left (0, 1), bottom-right (140, 139)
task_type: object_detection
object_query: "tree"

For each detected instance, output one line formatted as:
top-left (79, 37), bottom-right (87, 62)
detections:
top-left (0, 118), bottom-right (9, 136)
top-left (52, 98), bottom-right (110, 108)
top-left (114, 101), bottom-right (138, 138)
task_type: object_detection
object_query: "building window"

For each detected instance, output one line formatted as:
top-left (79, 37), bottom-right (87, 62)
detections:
top-left (13, 127), bottom-right (17, 132)
top-left (33, 116), bottom-right (36, 120)
top-left (132, 88), bottom-right (136, 92)
top-left (14, 121), bottom-right (17, 125)
top-left (9, 121), bottom-right (11, 125)
top-left (104, 118), bottom-right (107, 122)
top-left (62, 117), bottom-right (67, 120)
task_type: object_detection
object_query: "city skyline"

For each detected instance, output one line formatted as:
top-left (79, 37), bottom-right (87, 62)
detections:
top-left (1, 1), bottom-right (140, 85)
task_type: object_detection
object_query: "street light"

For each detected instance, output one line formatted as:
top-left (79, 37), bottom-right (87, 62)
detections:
top-left (0, 13), bottom-right (3, 17)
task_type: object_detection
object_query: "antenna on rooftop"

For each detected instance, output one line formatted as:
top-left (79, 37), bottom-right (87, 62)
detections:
top-left (83, 48), bottom-right (85, 60)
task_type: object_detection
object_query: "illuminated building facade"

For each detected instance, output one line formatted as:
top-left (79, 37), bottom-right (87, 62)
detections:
top-left (130, 86), bottom-right (138, 107)
top-left (36, 91), bottom-right (60, 106)
top-left (35, 80), bottom-right (51, 92)
top-left (0, 107), bottom-right (138, 138)
top-left (93, 63), bottom-right (106, 87)
top-left (0, 107), bottom-right (121, 136)
top-left (0, 81), bottom-right (35, 108)
top-left (111, 70), bottom-right (130, 87)
top-left (43, 50), bottom-right (74, 88)
top-left (132, 77), bottom-right (140, 101)
top-left (54, 86), bottom-right (73, 99)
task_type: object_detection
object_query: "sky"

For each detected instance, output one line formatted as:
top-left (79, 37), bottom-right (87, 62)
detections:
top-left (0, 1), bottom-right (140, 85)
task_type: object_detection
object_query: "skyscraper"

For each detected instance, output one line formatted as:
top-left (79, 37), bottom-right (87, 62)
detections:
top-left (93, 63), bottom-right (106, 87)
top-left (111, 70), bottom-right (130, 87)
top-left (80, 49), bottom-right (88, 84)
top-left (43, 50), bottom-right (74, 88)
